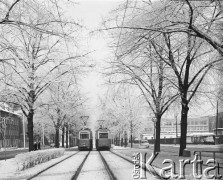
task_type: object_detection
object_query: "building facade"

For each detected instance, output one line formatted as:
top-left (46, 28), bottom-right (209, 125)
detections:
top-left (208, 112), bottom-right (223, 135)
top-left (142, 115), bottom-right (215, 140)
top-left (0, 109), bottom-right (27, 148)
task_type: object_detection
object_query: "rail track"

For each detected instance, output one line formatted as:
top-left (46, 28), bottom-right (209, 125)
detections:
top-left (71, 151), bottom-right (91, 180)
top-left (28, 151), bottom-right (81, 180)
top-left (27, 149), bottom-right (161, 180)
top-left (98, 151), bottom-right (117, 180)
top-left (109, 150), bottom-right (162, 179)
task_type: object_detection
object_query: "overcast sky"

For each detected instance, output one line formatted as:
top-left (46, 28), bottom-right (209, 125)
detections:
top-left (66, 0), bottom-right (217, 127)
top-left (67, 0), bottom-right (122, 128)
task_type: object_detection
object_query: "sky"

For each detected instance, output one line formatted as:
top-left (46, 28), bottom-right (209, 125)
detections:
top-left (68, 0), bottom-right (122, 129)
top-left (64, 0), bottom-right (217, 128)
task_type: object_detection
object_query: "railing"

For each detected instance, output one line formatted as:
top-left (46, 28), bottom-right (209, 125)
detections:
top-left (193, 150), bottom-right (223, 178)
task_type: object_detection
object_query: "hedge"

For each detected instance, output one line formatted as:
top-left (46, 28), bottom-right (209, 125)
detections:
top-left (15, 148), bottom-right (65, 171)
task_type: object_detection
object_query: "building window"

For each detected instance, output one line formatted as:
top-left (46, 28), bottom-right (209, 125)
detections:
top-left (201, 120), bottom-right (207, 125)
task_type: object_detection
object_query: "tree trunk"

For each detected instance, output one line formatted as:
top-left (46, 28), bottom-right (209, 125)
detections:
top-left (179, 101), bottom-right (189, 156)
top-left (62, 126), bottom-right (64, 147)
top-left (155, 114), bottom-right (161, 152)
top-left (55, 126), bottom-right (60, 148)
top-left (66, 125), bottom-right (68, 148)
top-left (27, 110), bottom-right (34, 151)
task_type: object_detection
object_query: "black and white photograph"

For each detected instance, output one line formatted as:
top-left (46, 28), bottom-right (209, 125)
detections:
top-left (0, 0), bottom-right (222, 179)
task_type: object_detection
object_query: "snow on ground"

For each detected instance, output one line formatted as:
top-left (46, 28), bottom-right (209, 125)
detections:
top-left (0, 151), bottom-right (77, 180)
top-left (77, 151), bottom-right (110, 180)
top-left (32, 151), bottom-right (88, 180)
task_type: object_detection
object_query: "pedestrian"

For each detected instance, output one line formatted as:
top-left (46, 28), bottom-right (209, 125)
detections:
top-left (37, 142), bottom-right (41, 150)
top-left (33, 142), bottom-right (37, 151)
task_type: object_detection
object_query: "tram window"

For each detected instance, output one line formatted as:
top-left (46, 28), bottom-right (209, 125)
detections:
top-left (80, 133), bottom-right (89, 139)
top-left (99, 133), bottom-right (108, 138)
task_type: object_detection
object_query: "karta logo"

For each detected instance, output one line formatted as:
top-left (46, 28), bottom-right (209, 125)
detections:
top-left (132, 152), bottom-right (222, 179)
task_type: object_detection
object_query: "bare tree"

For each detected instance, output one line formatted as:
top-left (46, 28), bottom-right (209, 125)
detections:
top-left (0, 0), bottom-right (22, 25)
top-left (99, 85), bottom-right (147, 146)
top-left (0, 12), bottom-right (84, 151)
top-left (41, 77), bottom-right (86, 148)
top-left (108, 42), bottom-right (180, 151)
top-left (104, 0), bottom-right (221, 156)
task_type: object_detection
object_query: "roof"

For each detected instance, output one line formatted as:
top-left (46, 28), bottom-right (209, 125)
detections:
top-left (0, 109), bottom-right (22, 117)
top-left (212, 128), bottom-right (223, 130)
top-left (190, 132), bottom-right (215, 136)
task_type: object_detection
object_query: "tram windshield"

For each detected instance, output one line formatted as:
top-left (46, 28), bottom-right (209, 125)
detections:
top-left (99, 132), bottom-right (108, 138)
top-left (80, 133), bottom-right (89, 139)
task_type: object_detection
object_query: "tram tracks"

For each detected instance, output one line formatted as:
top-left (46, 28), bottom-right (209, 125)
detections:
top-left (27, 150), bottom-right (160, 180)
top-left (28, 151), bottom-right (80, 180)
top-left (98, 151), bottom-right (117, 180)
top-left (71, 151), bottom-right (91, 180)
top-left (110, 150), bottom-right (162, 179)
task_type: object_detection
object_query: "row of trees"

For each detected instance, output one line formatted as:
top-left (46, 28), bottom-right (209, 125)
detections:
top-left (104, 0), bottom-right (223, 156)
top-left (98, 84), bottom-right (148, 146)
top-left (0, 0), bottom-right (89, 151)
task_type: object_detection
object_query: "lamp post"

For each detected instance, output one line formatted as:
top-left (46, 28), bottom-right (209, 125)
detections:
top-left (175, 114), bottom-right (178, 145)
top-left (130, 120), bottom-right (133, 148)
top-left (215, 100), bottom-right (218, 145)
top-left (42, 123), bottom-right (45, 146)
top-left (152, 117), bottom-right (157, 154)
top-left (22, 114), bottom-right (26, 148)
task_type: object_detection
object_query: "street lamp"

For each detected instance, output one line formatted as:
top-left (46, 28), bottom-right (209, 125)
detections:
top-left (215, 100), bottom-right (219, 145)
top-left (130, 120), bottom-right (133, 148)
top-left (152, 117), bottom-right (157, 154)
top-left (175, 114), bottom-right (178, 145)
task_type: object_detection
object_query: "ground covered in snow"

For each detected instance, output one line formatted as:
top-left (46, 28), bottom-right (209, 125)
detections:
top-left (0, 151), bottom-right (76, 180)
top-left (112, 144), bottom-right (223, 180)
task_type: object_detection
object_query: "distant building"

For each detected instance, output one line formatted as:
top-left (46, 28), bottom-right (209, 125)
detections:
top-left (208, 112), bottom-right (223, 135)
top-left (0, 109), bottom-right (22, 147)
top-left (141, 116), bottom-right (211, 140)
top-left (0, 102), bottom-right (28, 148)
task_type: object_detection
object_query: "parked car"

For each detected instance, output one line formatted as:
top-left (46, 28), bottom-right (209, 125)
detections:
top-left (141, 140), bottom-right (149, 147)
top-left (50, 143), bottom-right (55, 147)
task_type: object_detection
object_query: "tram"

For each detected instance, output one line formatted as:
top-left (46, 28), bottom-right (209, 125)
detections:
top-left (77, 128), bottom-right (93, 150)
top-left (190, 132), bottom-right (215, 144)
top-left (95, 127), bottom-right (111, 150)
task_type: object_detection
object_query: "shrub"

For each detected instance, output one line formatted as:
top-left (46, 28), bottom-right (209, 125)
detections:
top-left (15, 148), bottom-right (65, 170)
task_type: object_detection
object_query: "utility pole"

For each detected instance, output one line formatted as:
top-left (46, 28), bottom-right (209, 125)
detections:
top-left (215, 100), bottom-right (218, 145)
top-left (42, 123), bottom-right (45, 146)
top-left (66, 123), bottom-right (68, 148)
top-left (175, 114), bottom-right (178, 145)
top-left (22, 114), bottom-right (26, 148)
top-left (130, 120), bottom-right (133, 148)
